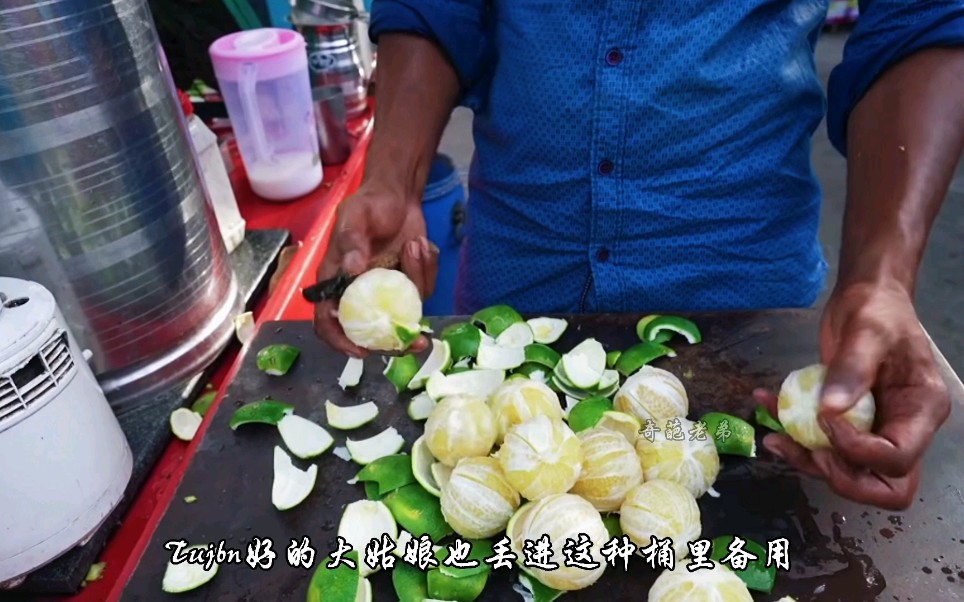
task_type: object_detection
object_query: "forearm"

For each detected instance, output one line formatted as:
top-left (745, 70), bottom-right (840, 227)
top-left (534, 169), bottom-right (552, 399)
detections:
top-left (363, 34), bottom-right (461, 202)
top-left (838, 47), bottom-right (964, 294)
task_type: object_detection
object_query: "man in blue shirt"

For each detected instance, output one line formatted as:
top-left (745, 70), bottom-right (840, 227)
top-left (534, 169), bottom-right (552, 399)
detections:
top-left (315, 1), bottom-right (963, 509)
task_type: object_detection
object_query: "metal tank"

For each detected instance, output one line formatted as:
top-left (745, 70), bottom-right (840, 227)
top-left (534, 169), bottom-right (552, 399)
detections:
top-left (0, 0), bottom-right (242, 409)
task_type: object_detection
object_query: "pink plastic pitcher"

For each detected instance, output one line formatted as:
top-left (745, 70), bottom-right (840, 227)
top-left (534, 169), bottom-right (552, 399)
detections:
top-left (210, 29), bottom-right (323, 201)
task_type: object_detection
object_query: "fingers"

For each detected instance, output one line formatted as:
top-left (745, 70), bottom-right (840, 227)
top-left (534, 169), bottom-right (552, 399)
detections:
top-left (762, 433), bottom-right (823, 479)
top-left (400, 237), bottom-right (439, 300)
top-left (811, 450), bottom-right (919, 510)
top-left (820, 324), bottom-right (889, 415)
top-left (313, 303), bottom-right (369, 359)
top-left (822, 382), bottom-right (948, 478)
top-left (753, 388), bottom-right (779, 420)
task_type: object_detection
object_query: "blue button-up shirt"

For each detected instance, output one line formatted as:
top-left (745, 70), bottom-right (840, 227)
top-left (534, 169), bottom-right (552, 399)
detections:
top-left (370, 0), bottom-right (964, 315)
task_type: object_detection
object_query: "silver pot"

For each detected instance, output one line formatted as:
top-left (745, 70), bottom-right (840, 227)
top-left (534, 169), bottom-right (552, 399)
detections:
top-left (0, 0), bottom-right (242, 408)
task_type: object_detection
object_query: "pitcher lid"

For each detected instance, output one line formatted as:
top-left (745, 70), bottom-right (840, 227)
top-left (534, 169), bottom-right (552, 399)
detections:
top-left (210, 28), bottom-right (305, 62)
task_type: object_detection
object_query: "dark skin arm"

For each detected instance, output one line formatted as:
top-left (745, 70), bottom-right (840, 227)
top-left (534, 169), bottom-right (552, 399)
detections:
top-left (762, 47), bottom-right (964, 509)
top-left (314, 34), bottom-right (461, 357)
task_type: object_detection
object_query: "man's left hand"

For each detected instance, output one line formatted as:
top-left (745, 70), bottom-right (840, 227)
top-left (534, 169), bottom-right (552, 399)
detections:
top-left (758, 281), bottom-right (951, 510)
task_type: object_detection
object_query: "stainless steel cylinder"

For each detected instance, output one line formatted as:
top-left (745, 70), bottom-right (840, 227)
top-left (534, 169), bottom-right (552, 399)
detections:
top-left (0, 0), bottom-right (242, 409)
top-left (294, 21), bottom-right (369, 119)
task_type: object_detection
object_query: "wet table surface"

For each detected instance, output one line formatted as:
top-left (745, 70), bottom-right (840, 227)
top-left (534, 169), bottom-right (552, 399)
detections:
top-left (122, 311), bottom-right (964, 602)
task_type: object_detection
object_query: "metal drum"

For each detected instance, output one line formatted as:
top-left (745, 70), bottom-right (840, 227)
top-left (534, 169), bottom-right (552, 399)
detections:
top-left (294, 20), bottom-right (369, 119)
top-left (0, 0), bottom-right (242, 409)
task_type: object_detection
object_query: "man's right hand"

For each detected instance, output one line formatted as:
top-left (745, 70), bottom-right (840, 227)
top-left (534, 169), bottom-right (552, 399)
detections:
top-left (313, 184), bottom-right (438, 358)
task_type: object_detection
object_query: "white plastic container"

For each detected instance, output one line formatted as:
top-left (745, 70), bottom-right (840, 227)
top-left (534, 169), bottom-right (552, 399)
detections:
top-left (209, 29), bottom-right (323, 202)
top-left (0, 278), bottom-right (132, 584)
top-left (180, 94), bottom-right (246, 253)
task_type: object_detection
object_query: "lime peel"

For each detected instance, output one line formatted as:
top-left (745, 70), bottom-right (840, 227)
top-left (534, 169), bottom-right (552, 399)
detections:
top-left (381, 483), bottom-right (453, 541)
top-left (754, 404), bottom-right (785, 433)
top-left (307, 550), bottom-right (359, 602)
top-left (709, 535), bottom-right (776, 593)
top-left (471, 304), bottom-right (525, 337)
top-left (637, 314), bottom-right (702, 345)
top-left (337, 500), bottom-right (398, 577)
top-left (409, 339), bottom-right (453, 390)
top-left (700, 412), bottom-right (757, 458)
top-left (326, 400), bottom-right (380, 430)
top-left (277, 414), bottom-right (334, 459)
top-left (256, 343), bottom-right (300, 375)
top-left (526, 317), bottom-right (568, 344)
top-left (271, 446), bottom-right (317, 510)
top-left (160, 544), bottom-right (219, 593)
top-left (229, 399), bottom-right (294, 430)
top-left (170, 408), bottom-right (203, 441)
top-left (355, 454), bottom-right (416, 496)
top-left (384, 354), bottom-right (420, 393)
top-left (408, 392), bottom-right (437, 421)
top-left (346, 427), bottom-right (406, 465)
top-left (338, 357), bottom-right (364, 389)
top-left (411, 435), bottom-right (442, 497)
top-left (425, 369), bottom-right (505, 401)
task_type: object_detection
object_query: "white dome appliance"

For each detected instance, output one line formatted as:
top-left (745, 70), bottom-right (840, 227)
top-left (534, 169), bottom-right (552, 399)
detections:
top-left (0, 277), bottom-right (132, 585)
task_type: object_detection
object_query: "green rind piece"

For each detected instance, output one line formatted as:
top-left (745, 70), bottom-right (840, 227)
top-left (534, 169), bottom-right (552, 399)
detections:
top-left (700, 412), bottom-right (757, 457)
top-left (614, 341), bottom-right (675, 377)
top-left (191, 390), bottom-right (217, 416)
top-left (522, 573), bottom-right (565, 602)
top-left (523, 344), bottom-right (562, 369)
top-left (470, 304), bottom-right (524, 337)
top-left (440, 322), bottom-right (483, 361)
top-left (306, 551), bottom-right (359, 602)
top-left (754, 404), bottom-right (785, 433)
top-left (354, 454), bottom-right (416, 497)
top-left (637, 315), bottom-right (702, 344)
top-left (436, 539), bottom-right (495, 579)
top-left (228, 399), bottom-right (294, 430)
top-left (601, 514), bottom-right (623, 539)
top-left (709, 536), bottom-right (776, 593)
top-left (566, 397), bottom-right (614, 432)
top-left (256, 344), bottom-right (301, 375)
top-left (427, 568), bottom-right (489, 602)
top-left (381, 483), bottom-right (454, 541)
top-left (393, 562), bottom-right (429, 602)
top-left (605, 350), bottom-right (621, 368)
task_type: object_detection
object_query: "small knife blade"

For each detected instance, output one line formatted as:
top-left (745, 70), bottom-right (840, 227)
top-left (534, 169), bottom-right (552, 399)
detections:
top-left (301, 251), bottom-right (405, 303)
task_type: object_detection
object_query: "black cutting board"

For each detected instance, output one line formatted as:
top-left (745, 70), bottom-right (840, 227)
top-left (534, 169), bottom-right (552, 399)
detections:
top-left (121, 312), bottom-right (964, 602)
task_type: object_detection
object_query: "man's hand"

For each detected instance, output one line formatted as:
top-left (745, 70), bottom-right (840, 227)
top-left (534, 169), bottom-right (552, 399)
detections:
top-left (760, 281), bottom-right (950, 510)
top-left (312, 184), bottom-right (438, 358)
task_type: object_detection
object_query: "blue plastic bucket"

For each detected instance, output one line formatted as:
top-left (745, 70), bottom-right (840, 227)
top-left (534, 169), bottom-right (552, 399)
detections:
top-left (422, 154), bottom-right (465, 316)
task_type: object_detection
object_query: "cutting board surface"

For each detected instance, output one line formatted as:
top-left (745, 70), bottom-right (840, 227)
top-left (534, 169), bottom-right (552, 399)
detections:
top-left (122, 312), bottom-right (964, 602)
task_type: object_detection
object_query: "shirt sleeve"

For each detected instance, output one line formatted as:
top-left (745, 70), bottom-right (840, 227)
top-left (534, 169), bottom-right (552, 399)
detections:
top-left (826, 0), bottom-right (964, 156)
top-left (368, 0), bottom-right (492, 109)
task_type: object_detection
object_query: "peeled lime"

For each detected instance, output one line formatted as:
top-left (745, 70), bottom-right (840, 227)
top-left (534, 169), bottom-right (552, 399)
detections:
top-left (339, 268), bottom-right (423, 352)
top-left (778, 363), bottom-right (875, 451)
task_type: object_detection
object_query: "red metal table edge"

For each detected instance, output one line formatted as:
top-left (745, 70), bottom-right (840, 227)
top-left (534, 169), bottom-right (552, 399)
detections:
top-left (59, 121), bottom-right (373, 602)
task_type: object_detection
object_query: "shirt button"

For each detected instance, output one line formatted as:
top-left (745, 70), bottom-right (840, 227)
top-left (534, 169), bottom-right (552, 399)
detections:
top-left (606, 48), bottom-right (623, 66)
top-left (598, 159), bottom-right (614, 175)
top-left (596, 247), bottom-right (610, 262)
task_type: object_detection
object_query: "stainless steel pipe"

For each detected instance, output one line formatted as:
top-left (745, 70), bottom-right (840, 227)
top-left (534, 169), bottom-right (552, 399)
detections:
top-left (0, 0), bottom-right (242, 409)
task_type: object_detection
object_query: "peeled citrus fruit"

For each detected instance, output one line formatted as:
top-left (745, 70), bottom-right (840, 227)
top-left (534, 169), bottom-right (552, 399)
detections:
top-left (338, 268), bottom-right (423, 351)
top-left (424, 394), bottom-right (497, 467)
top-left (614, 366), bottom-right (688, 423)
top-left (498, 415), bottom-right (583, 500)
top-left (511, 493), bottom-right (608, 591)
top-left (488, 379), bottom-right (563, 443)
top-left (570, 428), bottom-right (643, 512)
top-left (777, 363), bottom-right (876, 450)
top-left (620, 480), bottom-right (700, 560)
top-left (440, 456), bottom-right (520, 538)
top-left (648, 563), bottom-right (753, 602)
top-left (635, 417), bottom-right (720, 498)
